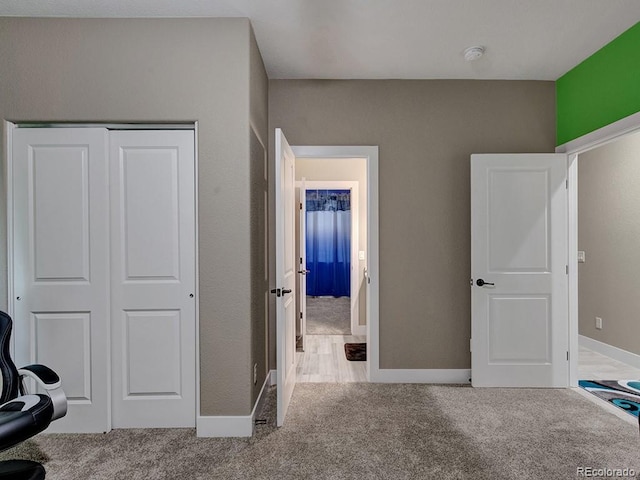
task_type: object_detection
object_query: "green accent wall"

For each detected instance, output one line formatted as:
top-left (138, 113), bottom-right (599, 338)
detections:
top-left (557, 22), bottom-right (640, 146)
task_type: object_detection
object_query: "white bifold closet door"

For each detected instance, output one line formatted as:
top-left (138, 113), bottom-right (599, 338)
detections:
top-left (109, 130), bottom-right (196, 428)
top-left (12, 128), bottom-right (111, 433)
top-left (11, 127), bottom-right (196, 432)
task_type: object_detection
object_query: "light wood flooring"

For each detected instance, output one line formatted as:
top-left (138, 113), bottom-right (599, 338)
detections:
top-left (578, 345), bottom-right (640, 380)
top-left (295, 342), bottom-right (638, 385)
top-left (296, 334), bottom-right (367, 383)
top-left (296, 342), bottom-right (640, 384)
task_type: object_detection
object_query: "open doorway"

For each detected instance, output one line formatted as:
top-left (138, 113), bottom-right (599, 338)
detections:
top-left (274, 134), bottom-right (379, 425)
top-left (573, 130), bottom-right (640, 419)
top-left (294, 159), bottom-right (367, 383)
top-left (298, 181), bottom-right (360, 337)
top-left (556, 113), bottom-right (640, 424)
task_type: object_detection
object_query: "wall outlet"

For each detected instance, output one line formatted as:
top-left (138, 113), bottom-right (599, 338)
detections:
top-left (595, 317), bottom-right (603, 330)
top-left (253, 363), bottom-right (258, 385)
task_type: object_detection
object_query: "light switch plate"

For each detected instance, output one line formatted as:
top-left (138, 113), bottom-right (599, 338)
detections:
top-left (577, 251), bottom-right (585, 263)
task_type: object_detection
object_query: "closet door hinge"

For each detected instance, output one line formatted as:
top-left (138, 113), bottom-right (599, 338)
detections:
top-left (566, 179), bottom-right (568, 189)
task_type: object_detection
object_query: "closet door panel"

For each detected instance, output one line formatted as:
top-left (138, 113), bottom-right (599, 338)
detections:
top-left (110, 130), bottom-right (196, 428)
top-left (12, 128), bottom-right (110, 433)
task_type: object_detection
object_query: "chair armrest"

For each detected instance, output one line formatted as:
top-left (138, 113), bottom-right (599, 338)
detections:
top-left (18, 366), bottom-right (67, 421)
top-left (18, 365), bottom-right (61, 390)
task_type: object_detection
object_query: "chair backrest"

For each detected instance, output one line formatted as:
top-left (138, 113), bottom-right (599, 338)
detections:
top-left (0, 312), bottom-right (21, 403)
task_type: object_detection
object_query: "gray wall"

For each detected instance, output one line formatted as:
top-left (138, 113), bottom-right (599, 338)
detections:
top-left (0, 17), bottom-right (262, 416)
top-left (269, 80), bottom-right (556, 370)
top-left (249, 26), bottom-right (269, 406)
top-left (578, 131), bottom-right (640, 355)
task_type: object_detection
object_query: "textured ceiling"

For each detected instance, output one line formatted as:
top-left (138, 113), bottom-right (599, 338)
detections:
top-left (1, 0), bottom-right (639, 80)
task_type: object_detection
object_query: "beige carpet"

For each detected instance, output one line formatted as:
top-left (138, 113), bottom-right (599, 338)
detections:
top-left (306, 296), bottom-right (351, 335)
top-left (2, 383), bottom-right (640, 479)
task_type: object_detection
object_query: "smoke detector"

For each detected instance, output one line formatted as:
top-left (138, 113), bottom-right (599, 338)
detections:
top-left (464, 46), bottom-right (485, 61)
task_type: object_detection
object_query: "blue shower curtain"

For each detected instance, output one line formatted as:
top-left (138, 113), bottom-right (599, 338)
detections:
top-left (305, 189), bottom-right (351, 297)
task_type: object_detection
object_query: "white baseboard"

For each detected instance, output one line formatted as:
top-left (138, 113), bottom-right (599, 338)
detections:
top-left (370, 368), bottom-right (471, 384)
top-left (196, 414), bottom-right (253, 438)
top-left (579, 335), bottom-right (640, 370)
top-left (196, 370), bottom-right (272, 438)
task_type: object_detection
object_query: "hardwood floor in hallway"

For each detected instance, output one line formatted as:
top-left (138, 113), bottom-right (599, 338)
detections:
top-left (578, 345), bottom-right (640, 380)
top-left (296, 334), bottom-right (367, 383)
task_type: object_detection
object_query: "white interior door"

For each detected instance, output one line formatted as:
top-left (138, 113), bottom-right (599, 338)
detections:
top-left (275, 128), bottom-right (297, 426)
top-left (471, 153), bottom-right (568, 387)
top-left (299, 179), bottom-right (307, 351)
top-left (109, 130), bottom-right (196, 428)
top-left (12, 128), bottom-right (111, 433)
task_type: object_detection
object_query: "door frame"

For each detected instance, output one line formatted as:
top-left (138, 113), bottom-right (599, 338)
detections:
top-left (298, 180), bottom-right (362, 337)
top-left (556, 111), bottom-right (640, 387)
top-left (291, 146), bottom-right (379, 381)
top-left (4, 120), bottom-right (201, 429)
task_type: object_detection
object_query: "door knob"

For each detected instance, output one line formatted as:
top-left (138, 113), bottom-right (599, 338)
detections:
top-left (270, 288), bottom-right (292, 297)
top-left (476, 279), bottom-right (495, 287)
top-left (297, 270), bottom-right (310, 275)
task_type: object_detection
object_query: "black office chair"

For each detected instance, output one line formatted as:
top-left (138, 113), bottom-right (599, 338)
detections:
top-left (0, 311), bottom-right (67, 479)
